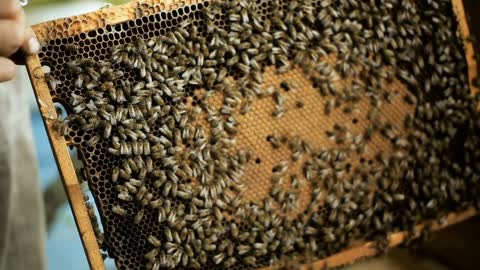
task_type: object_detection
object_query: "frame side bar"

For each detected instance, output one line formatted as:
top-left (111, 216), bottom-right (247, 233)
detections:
top-left (25, 55), bottom-right (106, 270)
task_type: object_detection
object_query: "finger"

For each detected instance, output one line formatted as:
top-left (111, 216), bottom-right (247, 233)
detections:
top-left (0, 19), bottom-right (26, 57)
top-left (0, 0), bottom-right (22, 20)
top-left (21, 27), bottom-right (40, 55)
top-left (10, 27), bottom-right (40, 65)
top-left (0, 57), bottom-right (16, 82)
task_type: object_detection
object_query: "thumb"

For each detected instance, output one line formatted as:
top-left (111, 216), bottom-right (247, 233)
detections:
top-left (10, 27), bottom-right (40, 65)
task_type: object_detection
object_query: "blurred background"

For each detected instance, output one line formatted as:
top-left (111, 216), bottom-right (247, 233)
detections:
top-left (20, 0), bottom-right (479, 270)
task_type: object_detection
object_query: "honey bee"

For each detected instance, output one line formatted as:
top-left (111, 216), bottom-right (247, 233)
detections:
top-left (50, 112), bottom-right (68, 136)
top-left (118, 192), bottom-right (133, 202)
top-left (44, 73), bottom-right (61, 92)
top-left (86, 135), bottom-right (99, 147)
top-left (65, 43), bottom-right (80, 53)
top-left (272, 106), bottom-right (286, 118)
top-left (112, 205), bottom-right (126, 216)
top-left (223, 257), bottom-right (236, 268)
top-left (103, 122), bottom-right (112, 138)
top-left (134, 209), bottom-right (144, 224)
top-left (111, 167), bottom-right (119, 182)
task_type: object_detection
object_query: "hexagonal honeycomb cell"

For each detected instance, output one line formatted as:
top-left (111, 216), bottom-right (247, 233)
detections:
top-left (27, 0), bottom-right (480, 269)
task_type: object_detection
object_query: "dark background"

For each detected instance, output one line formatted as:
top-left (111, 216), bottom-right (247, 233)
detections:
top-left (463, 0), bottom-right (479, 71)
top-left (463, 0), bottom-right (479, 40)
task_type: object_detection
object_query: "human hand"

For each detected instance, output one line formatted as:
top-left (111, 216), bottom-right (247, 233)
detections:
top-left (0, 0), bottom-right (40, 82)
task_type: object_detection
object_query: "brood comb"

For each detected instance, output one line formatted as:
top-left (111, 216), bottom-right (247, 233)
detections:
top-left (26, 0), bottom-right (480, 269)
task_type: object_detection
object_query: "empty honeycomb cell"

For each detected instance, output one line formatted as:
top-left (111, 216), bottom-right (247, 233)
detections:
top-left (88, 168), bottom-right (96, 176)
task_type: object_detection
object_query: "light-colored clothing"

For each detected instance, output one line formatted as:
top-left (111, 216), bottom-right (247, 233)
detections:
top-left (0, 71), bottom-right (47, 270)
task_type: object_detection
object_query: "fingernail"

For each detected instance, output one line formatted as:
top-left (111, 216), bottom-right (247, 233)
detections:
top-left (27, 37), bottom-right (40, 54)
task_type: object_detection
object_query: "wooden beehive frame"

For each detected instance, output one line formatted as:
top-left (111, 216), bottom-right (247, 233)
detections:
top-left (25, 0), bottom-right (479, 269)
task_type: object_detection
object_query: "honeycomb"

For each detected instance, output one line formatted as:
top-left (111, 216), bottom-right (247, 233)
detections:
top-left (27, 0), bottom-right (480, 269)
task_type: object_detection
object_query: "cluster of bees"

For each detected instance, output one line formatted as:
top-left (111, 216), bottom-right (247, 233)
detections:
top-left (40, 0), bottom-right (480, 269)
